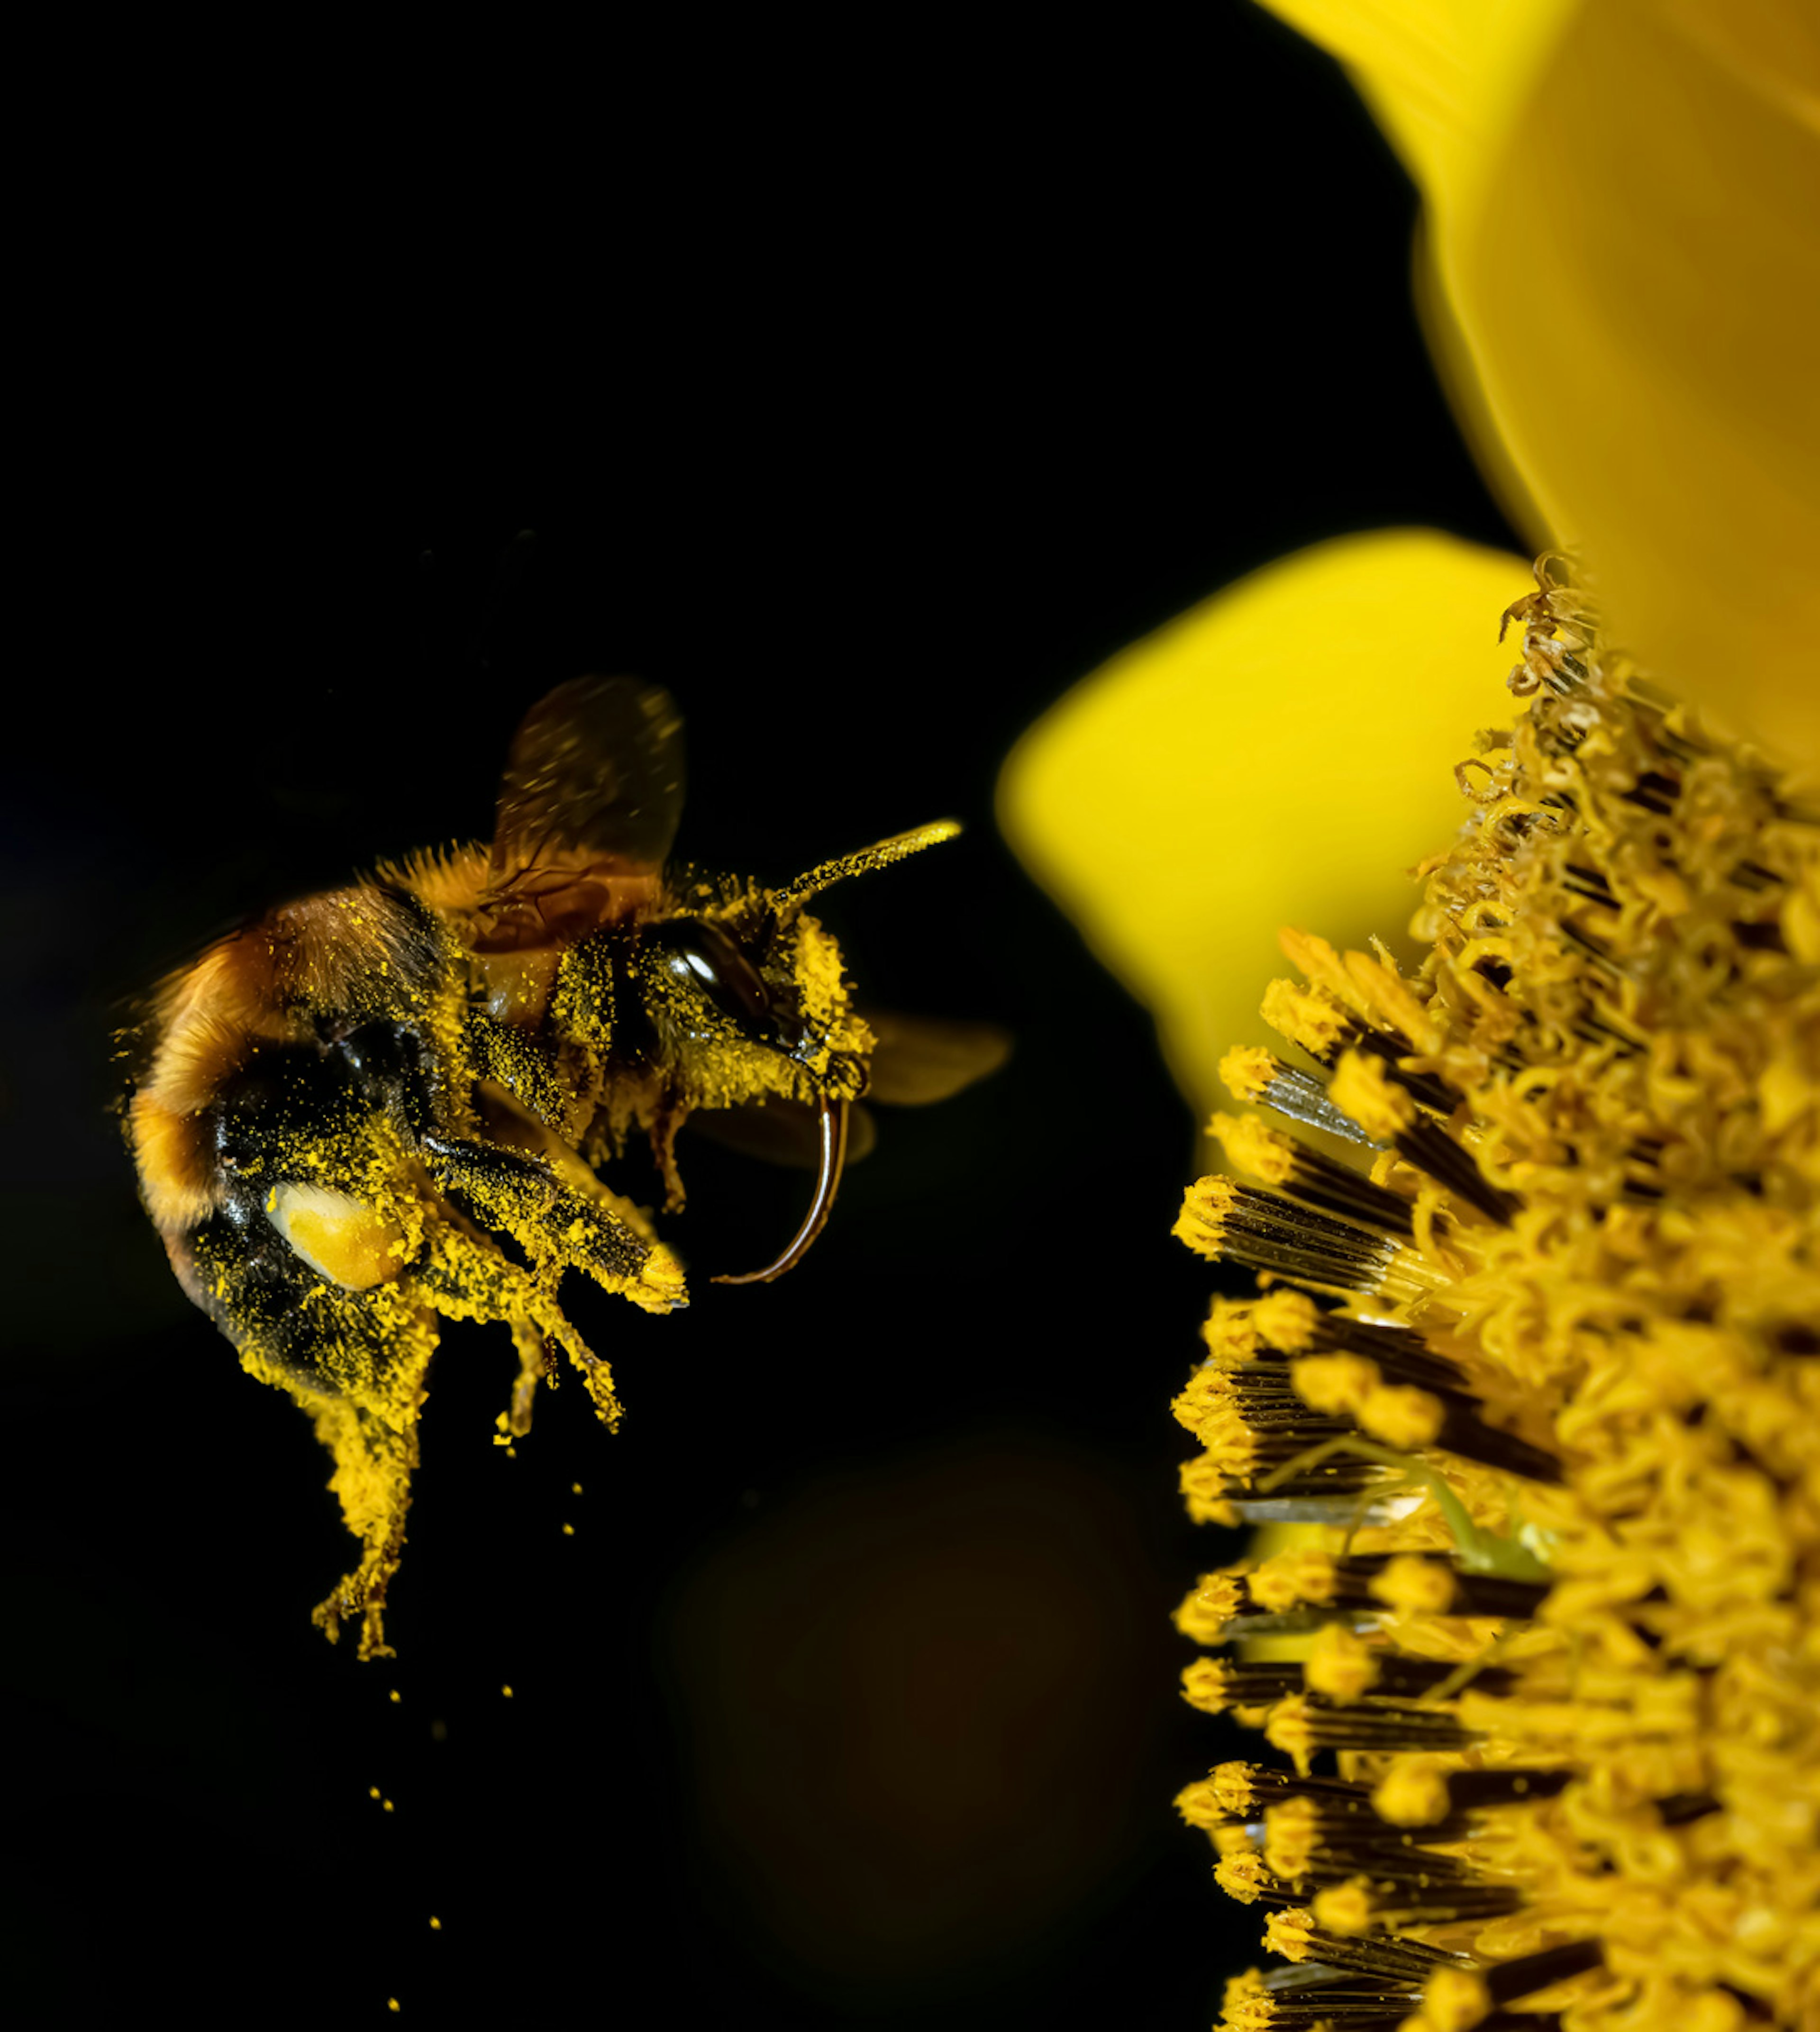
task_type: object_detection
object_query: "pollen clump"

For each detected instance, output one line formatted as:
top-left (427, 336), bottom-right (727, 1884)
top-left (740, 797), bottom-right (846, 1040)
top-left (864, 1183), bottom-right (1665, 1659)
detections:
top-left (267, 1183), bottom-right (411, 1291)
top-left (1172, 564), bottom-right (1820, 2031)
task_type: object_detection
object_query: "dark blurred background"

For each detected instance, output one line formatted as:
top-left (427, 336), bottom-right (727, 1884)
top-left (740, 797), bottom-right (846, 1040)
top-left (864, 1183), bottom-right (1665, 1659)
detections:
top-left (4, 9), bottom-right (1519, 2028)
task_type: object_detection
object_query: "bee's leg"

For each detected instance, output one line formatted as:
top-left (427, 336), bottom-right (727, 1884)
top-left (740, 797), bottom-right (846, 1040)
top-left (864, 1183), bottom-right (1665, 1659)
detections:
top-left (303, 1390), bottom-right (425, 1662)
top-left (647, 1099), bottom-right (688, 1214)
top-left (505, 1317), bottom-right (553, 1438)
top-left (171, 1216), bottom-right (441, 1660)
top-left (419, 1133), bottom-right (686, 1316)
top-left (413, 1217), bottom-right (629, 1432)
top-left (282, 1294), bottom-right (440, 1660)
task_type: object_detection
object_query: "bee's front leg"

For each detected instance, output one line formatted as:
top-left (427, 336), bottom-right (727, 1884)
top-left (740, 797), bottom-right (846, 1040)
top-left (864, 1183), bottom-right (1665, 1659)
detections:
top-left (419, 1133), bottom-right (686, 1316)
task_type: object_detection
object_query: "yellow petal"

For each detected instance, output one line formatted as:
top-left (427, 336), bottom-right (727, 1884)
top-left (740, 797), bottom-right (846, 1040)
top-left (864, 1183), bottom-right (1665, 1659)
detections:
top-left (1455, 0), bottom-right (1820, 764)
top-left (997, 530), bottom-right (1530, 1117)
top-left (1263, 0), bottom-right (1820, 764)
top-left (1259, 0), bottom-right (1576, 221)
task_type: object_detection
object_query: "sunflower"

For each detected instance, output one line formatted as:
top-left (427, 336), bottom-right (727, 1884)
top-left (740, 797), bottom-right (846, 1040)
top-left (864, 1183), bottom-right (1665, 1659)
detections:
top-left (1000, 6), bottom-right (1818, 2029)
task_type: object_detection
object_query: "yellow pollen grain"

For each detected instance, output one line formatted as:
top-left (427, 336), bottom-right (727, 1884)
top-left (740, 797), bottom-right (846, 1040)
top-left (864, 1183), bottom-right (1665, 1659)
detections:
top-left (1327, 1051), bottom-right (1415, 1140)
top-left (1173, 1176), bottom-right (1238, 1257)
top-left (1174, 1778), bottom-right (1227, 1829)
top-left (1301, 1623), bottom-right (1380, 1702)
top-left (1262, 1697), bottom-right (1318, 1777)
top-left (1214, 1851), bottom-right (1272, 1906)
top-left (1262, 1796), bottom-right (1322, 1879)
top-left (1343, 947), bottom-right (1442, 1054)
top-left (1177, 1452), bottom-right (1241, 1527)
top-left (1181, 1658), bottom-right (1237, 1716)
top-left (1178, 1397), bottom-right (1263, 1477)
top-left (1259, 977), bottom-right (1351, 1059)
top-left (1208, 1762), bottom-right (1261, 1815)
top-left (1174, 1570), bottom-right (1245, 1641)
top-left (1201, 1303), bottom-right (1261, 1365)
top-left (1211, 1111), bottom-right (1299, 1185)
top-left (1170, 1365), bottom-right (1233, 1434)
top-left (1262, 1908), bottom-right (1320, 1963)
top-left (1279, 930), bottom-right (1371, 1020)
top-left (1310, 1877), bottom-right (1374, 1936)
top-left (1250, 1547), bottom-right (1338, 1611)
top-left (1220, 1044), bottom-right (1278, 1103)
top-left (1371, 1757), bottom-right (1455, 1828)
top-left (1287, 1352), bottom-right (1379, 1416)
top-left (1420, 1967), bottom-right (1492, 2032)
top-left (1371, 1555), bottom-right (1459, 1616)
top-left (1357, 1382), bottom-right (1445, 1450)
top-left (1251, 1287), bottom-right (1320, 1350)
top-left (1219, 1971), bottom-right (1270, 2031)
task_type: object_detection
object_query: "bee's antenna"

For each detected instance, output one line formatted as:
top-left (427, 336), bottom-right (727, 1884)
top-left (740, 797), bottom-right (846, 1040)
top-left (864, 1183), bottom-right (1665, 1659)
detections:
top-left (774, 819), bottom-right (963, 911)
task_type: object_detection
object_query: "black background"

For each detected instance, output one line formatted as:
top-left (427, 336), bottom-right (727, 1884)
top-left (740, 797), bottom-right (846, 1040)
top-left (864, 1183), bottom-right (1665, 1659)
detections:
top-left (4, 11), bottom-right (1518, 2028)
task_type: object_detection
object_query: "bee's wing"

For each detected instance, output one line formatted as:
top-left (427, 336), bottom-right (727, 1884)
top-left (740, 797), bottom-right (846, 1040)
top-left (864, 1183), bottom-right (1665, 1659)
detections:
top-left (491, 674), bottom-right (686, 878)
top-left (857, 1008), bottom-right (1012, 1105)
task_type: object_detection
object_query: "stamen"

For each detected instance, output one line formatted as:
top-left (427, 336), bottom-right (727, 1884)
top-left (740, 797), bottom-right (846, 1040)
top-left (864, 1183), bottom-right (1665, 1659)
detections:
top-left (1265, 1694), bottom-right (1476, 1768)
top-left (1211, 1113), bottom-right (1417, 1237)
top-left (1221, 1492), bottom-right (1427, 1528)
top-left (1172, 563), bottom-right (1817, 2028)
top-left (1328, 1054), bottom-right (1520, 1226)
top-left (1265, 1911), bottom-right (1470, 1987)
top-left (1174, 1178), bottom-right (1447, 1301)
top-left (1482, 1941), bottom-right (1604, 2006)
top-left (1371, 1761), bottom-right (1570, 1827)
top-left (1259, 979), bottom-right (1459, 1116)
top-left (1287, 1311), bottom-right (1482, 1394)
top-left (1247, 1548), bottom-right (1551, 1622)
top-left (1286, 1356), bottom-right (1563, 1484)
top-left (1259, 1798), bottom-right (1519, 1903)
top-left (1220, 1044), bottom-right (1383, 1148)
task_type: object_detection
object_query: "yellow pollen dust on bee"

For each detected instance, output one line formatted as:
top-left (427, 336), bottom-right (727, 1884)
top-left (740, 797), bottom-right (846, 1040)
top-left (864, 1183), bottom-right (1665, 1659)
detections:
top-left (118, 670), bottom-right (1001, 1660)
top-left (266, 1184), bottom-right (412, 1291)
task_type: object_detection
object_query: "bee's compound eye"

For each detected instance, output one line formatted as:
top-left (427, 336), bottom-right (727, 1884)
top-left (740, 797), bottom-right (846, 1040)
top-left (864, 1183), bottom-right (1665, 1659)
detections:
top-left (266, 1182), bottom-right (410, 1290)
top-left (646, 918), bottom-right (777, 1034)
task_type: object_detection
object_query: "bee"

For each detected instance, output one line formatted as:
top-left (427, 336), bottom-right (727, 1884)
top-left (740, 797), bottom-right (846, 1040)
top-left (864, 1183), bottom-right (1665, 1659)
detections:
top-left (123, 675), bottom-right (1005, 1658)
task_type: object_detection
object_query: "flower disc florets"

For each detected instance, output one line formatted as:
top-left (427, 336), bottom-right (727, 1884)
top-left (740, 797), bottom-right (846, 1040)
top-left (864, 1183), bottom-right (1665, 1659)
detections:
top-left (1173, 562), bottom-right (1820, 2031)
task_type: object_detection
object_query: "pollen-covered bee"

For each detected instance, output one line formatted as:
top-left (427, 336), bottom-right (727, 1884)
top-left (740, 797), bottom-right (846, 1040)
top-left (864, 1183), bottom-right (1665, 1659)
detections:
top-left (123, 676), bottom-right (1005, 1658)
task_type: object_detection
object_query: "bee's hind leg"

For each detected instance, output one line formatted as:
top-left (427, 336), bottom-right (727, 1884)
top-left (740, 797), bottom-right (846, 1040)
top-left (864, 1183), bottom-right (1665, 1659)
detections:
top-left (301, 1392), bottom-right (423, 1662)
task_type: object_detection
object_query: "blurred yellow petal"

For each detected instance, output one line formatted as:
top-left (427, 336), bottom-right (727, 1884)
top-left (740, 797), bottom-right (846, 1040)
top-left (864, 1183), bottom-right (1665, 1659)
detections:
top-left (1265, 0), bottom-right (1820, 764)
top-left (996, 530), bottom-right (1529, 1118)
top-left (1261, 0), bottom-right (1575, 218)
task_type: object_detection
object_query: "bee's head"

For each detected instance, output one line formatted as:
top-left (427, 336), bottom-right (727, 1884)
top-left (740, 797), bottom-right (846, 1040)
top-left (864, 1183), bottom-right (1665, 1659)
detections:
top-left (635, 820), bottom-right (961, 1110)
top-left (632, 820), bottom-right (962, 1284)
top-left (635, 901), bottom-right (871, 1107)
